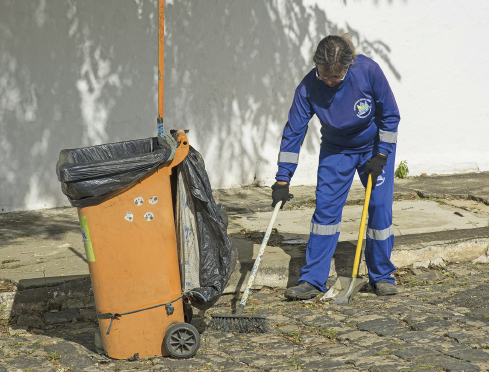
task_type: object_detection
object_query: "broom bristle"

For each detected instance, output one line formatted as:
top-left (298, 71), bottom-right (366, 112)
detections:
top-left (209, 315), bottom-right (267, 333)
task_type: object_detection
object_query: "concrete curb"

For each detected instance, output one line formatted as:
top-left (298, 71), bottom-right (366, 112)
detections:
top-left (0, 277), bottom-right (95, 326)
top-left (223, 227), bottom-right (489, 293)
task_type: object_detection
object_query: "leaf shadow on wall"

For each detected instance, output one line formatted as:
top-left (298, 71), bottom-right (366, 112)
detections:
top-left (0, 0), bottom-right (159, 212)
top-left (165, 0), bottom-right (401, 188)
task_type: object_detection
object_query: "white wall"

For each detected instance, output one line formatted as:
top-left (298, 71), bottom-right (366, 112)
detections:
top-left (2, 0), bottom-right (489, 212)
top-left (0, 0), bottom-right (160, 212)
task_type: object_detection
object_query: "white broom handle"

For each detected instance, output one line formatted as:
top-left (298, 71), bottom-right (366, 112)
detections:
top-left (239, 201), bottom-right (282, 308)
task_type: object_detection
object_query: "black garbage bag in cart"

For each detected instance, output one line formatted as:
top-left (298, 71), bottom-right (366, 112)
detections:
top-left (56, 137), bottom-right (175, 208)
top-left (175, 147), bottom-right (237, 310)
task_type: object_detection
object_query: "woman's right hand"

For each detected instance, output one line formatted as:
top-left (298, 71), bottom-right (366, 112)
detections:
top-left (271, 182), bottom-right (293, 209)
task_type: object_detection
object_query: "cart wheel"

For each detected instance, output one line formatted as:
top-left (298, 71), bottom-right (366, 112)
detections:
top-left (183, 302), bottom-right (193, 323)
top-left (164, 323), bottom-right (200, 359)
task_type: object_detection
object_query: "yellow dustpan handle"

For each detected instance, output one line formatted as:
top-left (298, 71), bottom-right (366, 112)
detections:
top-left (352, 174), bottom-right (372, 279)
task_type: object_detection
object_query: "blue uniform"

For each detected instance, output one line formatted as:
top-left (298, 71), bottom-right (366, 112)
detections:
top-left (276, 55), bottom-right (400, 291)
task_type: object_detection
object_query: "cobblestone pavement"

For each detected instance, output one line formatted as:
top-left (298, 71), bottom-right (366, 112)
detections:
top-left (1, 262), bottom-right (489, 371)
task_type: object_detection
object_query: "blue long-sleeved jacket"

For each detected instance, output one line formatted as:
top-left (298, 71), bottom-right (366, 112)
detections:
top-left (276, 55), bottom-right (400, 183)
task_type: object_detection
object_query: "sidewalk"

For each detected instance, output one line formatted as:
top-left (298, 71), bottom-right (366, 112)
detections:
top-left (217, 172), bottom-right (489, 292)
top-left (0, 172), bottom-right (488, 371)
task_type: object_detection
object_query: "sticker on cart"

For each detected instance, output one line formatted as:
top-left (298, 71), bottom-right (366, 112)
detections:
top-left (125, 211), bottom-right (134, 222)
top-left (144, 212), bottom-right (154, 221)
top-left (149, 196), bottom-right (158, 205)
top-left (134, 197), bottom-right (144, 206)
top-left (78, 216), bottom-right (95, 262)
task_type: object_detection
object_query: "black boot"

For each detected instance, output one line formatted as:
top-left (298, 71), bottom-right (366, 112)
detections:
top-left (375, 281), bottom-right (397, 296)
top-left (284, 281), bottom-right (322, 300)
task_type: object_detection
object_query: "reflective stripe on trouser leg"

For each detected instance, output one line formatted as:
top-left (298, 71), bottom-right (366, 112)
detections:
top-left (358, 147), bottom-right (397, 285)
top-left (300, 222), bottom-right (341, 293)
top-left (365, 231), bottom-right (395, 286)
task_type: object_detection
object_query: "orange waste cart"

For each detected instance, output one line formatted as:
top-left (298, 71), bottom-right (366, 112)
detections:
top-left (77, 131), bottom-right (200, 359)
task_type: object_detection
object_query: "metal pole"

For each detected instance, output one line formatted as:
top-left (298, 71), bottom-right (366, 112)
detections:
top-left (157, 0), bottom-right (164, 136)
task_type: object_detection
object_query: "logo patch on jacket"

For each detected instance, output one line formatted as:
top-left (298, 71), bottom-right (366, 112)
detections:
top-left (354, 98), bottom-right (372, 118)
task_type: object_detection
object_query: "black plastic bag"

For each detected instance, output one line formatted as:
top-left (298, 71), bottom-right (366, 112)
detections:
top-left (178, 147), bottom-right (237, 310)
top-left (56, 137), bottom-right (174, 208)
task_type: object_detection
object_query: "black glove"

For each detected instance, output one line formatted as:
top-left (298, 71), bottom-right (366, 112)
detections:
top-left (271, 182), bottom-right (293, 209)
top-left (364, 153), bottom-right (387, 189)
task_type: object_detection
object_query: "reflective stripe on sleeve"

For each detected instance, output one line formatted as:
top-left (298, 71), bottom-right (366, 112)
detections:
top-left (367, 225), bottom-right (394, 240)
top-left (278, 152), bottom-right (299, 164)
top-left (379, 130), bottom-right (398, 144)
top-left (310, 222), bottom-right (341, 235)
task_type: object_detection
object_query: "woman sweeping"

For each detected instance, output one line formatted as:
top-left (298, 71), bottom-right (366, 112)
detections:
top-left (271, 34), bottom-right (400, 300)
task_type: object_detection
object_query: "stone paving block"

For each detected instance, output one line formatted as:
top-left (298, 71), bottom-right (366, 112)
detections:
top-left (356, 317), bottom-right (405, 336)
top-left (301, 314), bottom-right (341, 327)
top-left (300, 359), bottom-right (346, 370)
top-left (368, 363), bottom-right (417, 372)
top-left (43, 309), bottom-right (82, 325)
top-left (391, 346), bottom-right (433, 360)
top-left (408, 316), bottom-right (453, 331)
top-left (61, 298), bottom-right (85, 310)
top-left (193, 353), bottom-right (228, 363)
top-left (334, 348), bottom-right (379, 363)
top-left (457, 317), bottom-right (489, 328)
top-left (16, 313), bottom-right (45, 328)
top-left (315, 344), bottom-right (359, 357)
top-left (474, 337), bottom-right (489, 346)
top-left (15, 343), bottom-right (42, 355)
top-left (348, 314), bottom-right (384, 324)
top-left (445, 331), bottom-right (482, 344)
top-left (415, 353), bottom-right (480, 371)
top-left (160, 358), bottom-right (203, 370)
top-left (338, 308), bottom-right (369, 317)
top-left (387, 304), bottom-right (416, 316)
top-left (336, 330), bottom-right (369, 341)
top-left (396, 330), bottom-right (444, 344)
top-left (248, 356), bottom-right (276, 367)
top-left (263, 344), bottom-right (300, 357)
top-left (431, 342), bottom-right (471, 353)
top-left (59, 353), bottom-right (94, 369)
top-left (44, 341), bottom-right (79, 358)
top-left (0, 336), bottom-right (29, 347)
top-left (328, 313), bottom-right (348, 322)
top-left (430, 309), bottom-right (460, 318)
top-left (5, 356), bottom-right (47, 370)
top-left (79, 308), bottom-right (97, 320)
top-left (402, 313), bottom-right (429, 324)
top-left (444, 348), bottom-right (489, 362)
top-left (215, 361), bottom-right (252, 371)
top-left (358, 337), bottom-right (404, 350)
top-left (351, 355), bottom-right (411, 370)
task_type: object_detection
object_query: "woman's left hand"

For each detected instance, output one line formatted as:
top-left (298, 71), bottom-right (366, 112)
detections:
top-left (364, 153), bottom-right (387, 189)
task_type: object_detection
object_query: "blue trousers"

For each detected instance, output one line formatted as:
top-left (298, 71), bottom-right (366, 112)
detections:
top-left (299, 148), bottom-right (396, 292)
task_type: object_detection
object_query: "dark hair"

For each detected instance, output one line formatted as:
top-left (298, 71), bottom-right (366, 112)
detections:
top-left (313, 33), bottom-right (357, 76)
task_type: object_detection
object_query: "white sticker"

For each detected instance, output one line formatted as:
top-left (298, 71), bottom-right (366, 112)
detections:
top-left (149, 196), bottom-right (158, 205)
top-left (134, 197), bottom-right (144, 206)
top-left (125, 212), bottom-right (134, 222)
top-left (80, 228), bottom-right (89, 243)
top-left (144, 212), bottom-right (154, 221)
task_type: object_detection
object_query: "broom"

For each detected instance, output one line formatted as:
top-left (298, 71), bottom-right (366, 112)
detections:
top-left (209, 200), bottom-right (283, 333)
